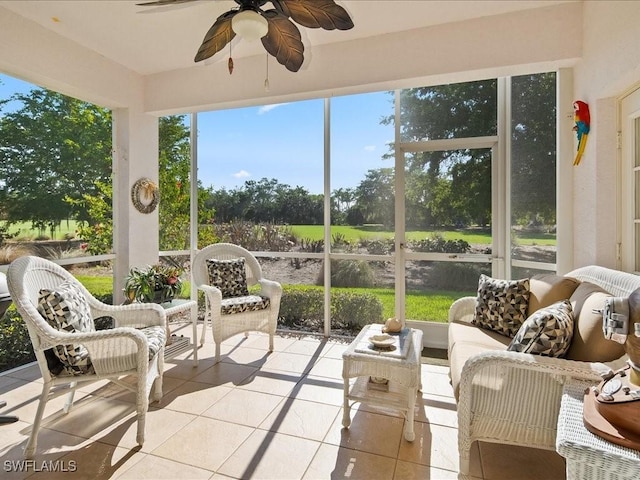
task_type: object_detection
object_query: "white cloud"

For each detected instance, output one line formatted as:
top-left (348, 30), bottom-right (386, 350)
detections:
top-left (364, 145), bottom-right (376, 152)
top-left (233, 170), bottom-right (251, 179)
top-left (258, 103), bottom-right (289, 114)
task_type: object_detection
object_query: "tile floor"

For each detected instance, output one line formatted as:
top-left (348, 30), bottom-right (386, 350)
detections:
top-left (0, 323), bottom-right (566, 479)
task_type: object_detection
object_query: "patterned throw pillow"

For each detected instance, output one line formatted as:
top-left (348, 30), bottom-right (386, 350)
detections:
top-left (473, 274), bottom-right (531, 338)
top-left (37, 281), bottom-right (96, 375)
top-left (507, 299), bottom-right (574, 357)
top-left (206, 258), bottom-right (249, 298)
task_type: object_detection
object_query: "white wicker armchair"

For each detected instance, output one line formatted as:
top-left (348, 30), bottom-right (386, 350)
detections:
top-left (192, 243), bottom-right (282, 364)
top-left (7, 256), bottom-right (166, 458)
top-left (450, 265), bottom-right (640, 478)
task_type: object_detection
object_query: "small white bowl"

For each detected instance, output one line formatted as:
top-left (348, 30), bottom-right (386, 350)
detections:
top-left (369, 334), bottom-right (395, 348)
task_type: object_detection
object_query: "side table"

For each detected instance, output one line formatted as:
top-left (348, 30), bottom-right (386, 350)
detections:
top-left (342, 324), bottom-right (423, 441)
top-left (159, 299), bottom-right (198, 366)
top-left (556, 380), bottom-right (640, 480)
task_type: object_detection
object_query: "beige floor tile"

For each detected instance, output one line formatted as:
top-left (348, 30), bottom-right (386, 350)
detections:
top-left (163, 354), bottom-right (222, 381)
top-left (220, 344), bottom-right (274, 367)
top-left (421, 371), bottom-right (455, 397)
top-left (258, 397), bottom-right (340, 441)
top-left (303, 443), bottom-right (396, 480)
top-left (0, 419), bottom-right (90, 472)
top-left (282, 336), bottom-right (332, 357)
top-left (236, 368), bottom-right (302, 396)
top-left (479, 442), bottom-right (566, 480)
top-left (116, 453), bottom-right (213, 479)
top-left (414, 392), bottom-right (458, 428)
top-left (190, 362), bottom-right (257, 387)
top-left (307, 357), bottom-right (344, 379)
top-left (4, 364), bottom-right (42, 382)
top-left (39, 395), bottom-right (131, 440)
top-left (262, 351), bottom-right (318, 374)
top-left (0, 380), bottom-right (77, 424)
top-left (217, 429), bottom-right (320, 480)
top-left (24, 441), bottom-right (145, 480)
top-left (158, 380), bottom-right (232, 415)
top-left (324, 409), bottom-right (404, 458)
top-left (398, 422), bottom-right (459, 472)
top-left (323, 341), bottom-right (351, 360)
top-left (288, 374), bottom-right (345, 406)
top-left (394, 460), bottom-right (459, 480)
top-left (202, 388), bottom-right (282, 427)
top-left (240, 333), bottom-right (298, 352)
top-left (151, 417), bottom-right (254, 471)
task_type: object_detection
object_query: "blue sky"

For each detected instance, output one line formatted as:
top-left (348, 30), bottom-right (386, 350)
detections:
top-left (0, 73), bottom-right (394, 194)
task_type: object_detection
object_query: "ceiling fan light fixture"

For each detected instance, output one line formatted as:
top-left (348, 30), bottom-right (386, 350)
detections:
top-left (232, 9), bottom-right (268, 41)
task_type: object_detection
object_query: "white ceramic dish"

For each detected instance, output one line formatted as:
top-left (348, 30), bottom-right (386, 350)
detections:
top-left (369, 334), bottom-right (395, 348)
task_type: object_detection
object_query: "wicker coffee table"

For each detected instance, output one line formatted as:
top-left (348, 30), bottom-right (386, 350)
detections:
top-left (342, 323), bottom-right (423, 441)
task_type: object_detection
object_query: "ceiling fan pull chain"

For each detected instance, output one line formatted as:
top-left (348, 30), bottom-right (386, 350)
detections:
top-left (228, 42), bottom-right (234, 75)
top-left (264, 54), bottom-right (270, 92)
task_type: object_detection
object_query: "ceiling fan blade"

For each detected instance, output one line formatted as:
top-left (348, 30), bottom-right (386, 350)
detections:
top-left (194, 11), bottom-right (237, 63)
top-left (136, 0), bottom-right (199, 6)
top-left (261, 10), bottom-right (304, 72)
top-left (272, 0), bottom-right (354, 30)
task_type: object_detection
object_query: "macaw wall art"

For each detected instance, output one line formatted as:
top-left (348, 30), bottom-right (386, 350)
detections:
top-left (573, 100), bottom-right (590, 166)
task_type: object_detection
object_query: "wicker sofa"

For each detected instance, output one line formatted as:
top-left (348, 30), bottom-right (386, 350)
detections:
top-left (448, 265), bottom-right (640, 477)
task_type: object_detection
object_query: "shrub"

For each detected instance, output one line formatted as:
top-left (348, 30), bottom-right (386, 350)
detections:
top-left (429, 262), bottom-right (484, 291)
top-left (361, 238), bottom-right (394, 255)
top-left (317, 260), bottom-right (375, 288)
top-left (411, 233), bottom-right (470, 254)
top-left (0, 307), bottom-right (35, 373)
top-left (213, 221), bottom-right (293, 251)
top-left (278, 286), bottom-right (383, 332)
top-left (0, 243), bottom-right (36, 265)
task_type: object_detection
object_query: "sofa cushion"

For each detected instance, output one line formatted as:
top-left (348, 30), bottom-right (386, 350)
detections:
top-left (565, 282), bottom-right (625, 362)
top-left (448, 321), bottom-right (512, 400)
top-left (527, 274), bottom-right (580, 317)
top-left (206, 258), bottom-right (249, 298)
top-left (473, 274), bottom-right (530, 338)
top-left (508, 299), bottom-right (574, 357)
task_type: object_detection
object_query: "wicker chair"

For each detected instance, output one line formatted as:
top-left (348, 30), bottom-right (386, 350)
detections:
top-left (7, 256), bottom-right (166, 458)
top-left (192, 243), bottom-right (282, 364)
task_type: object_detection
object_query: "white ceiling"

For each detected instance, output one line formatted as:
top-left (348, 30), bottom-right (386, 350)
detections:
top-left (0, 0), bottom-right (574, 76)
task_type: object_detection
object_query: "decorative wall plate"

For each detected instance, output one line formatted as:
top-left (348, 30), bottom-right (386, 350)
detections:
top-left (131, 177), bottom-right (159, 214)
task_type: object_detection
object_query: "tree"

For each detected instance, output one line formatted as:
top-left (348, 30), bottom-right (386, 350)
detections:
top-left (378, 75), bottom-right (555, 228)
top-left (0, 89), bottom-right (112, 234)
top-left (510, 73), bottom-right (556, 225)
top-left (354, 168), bottom-right (395, 227)
top-left (158, 115), bottom-right (214, 250)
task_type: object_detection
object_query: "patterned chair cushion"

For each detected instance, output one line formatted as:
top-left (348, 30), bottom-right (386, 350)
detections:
top-left (140, 326), bottom-right (166, 360)
top-left (473, 274), bottom-right (531, 338)
top-left (507, 299), bottom-right (574, 357)
top-left (206, 258), bottom-right (249, 298)
top-left (37, 281), bottom-right (96, 375)
top-left (221, 295), bottom-right (271, 315)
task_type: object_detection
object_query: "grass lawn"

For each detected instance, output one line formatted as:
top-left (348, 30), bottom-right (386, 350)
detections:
top-left (2, 220), bottom-right (81, 241)
top-left (291, 224), bottom-right (556, 246)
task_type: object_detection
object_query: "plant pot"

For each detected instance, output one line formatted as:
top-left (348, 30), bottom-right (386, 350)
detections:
top-left (153, 290), bottom-right (174, 304)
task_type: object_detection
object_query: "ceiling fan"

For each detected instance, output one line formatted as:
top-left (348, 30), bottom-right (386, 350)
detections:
top-left (137, 0), bottom-right (354, 72)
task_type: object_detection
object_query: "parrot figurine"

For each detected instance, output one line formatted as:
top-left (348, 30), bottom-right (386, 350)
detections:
top-left (573, 100), bottom-right (590, 166)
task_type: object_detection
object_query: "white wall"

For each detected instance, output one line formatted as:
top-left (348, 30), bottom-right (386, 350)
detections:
top-left (572, 1), bottom-right (640, 269)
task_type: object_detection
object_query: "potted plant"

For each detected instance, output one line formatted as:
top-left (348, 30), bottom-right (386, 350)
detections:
top-left (123, 264), bottom-right (183, 304)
